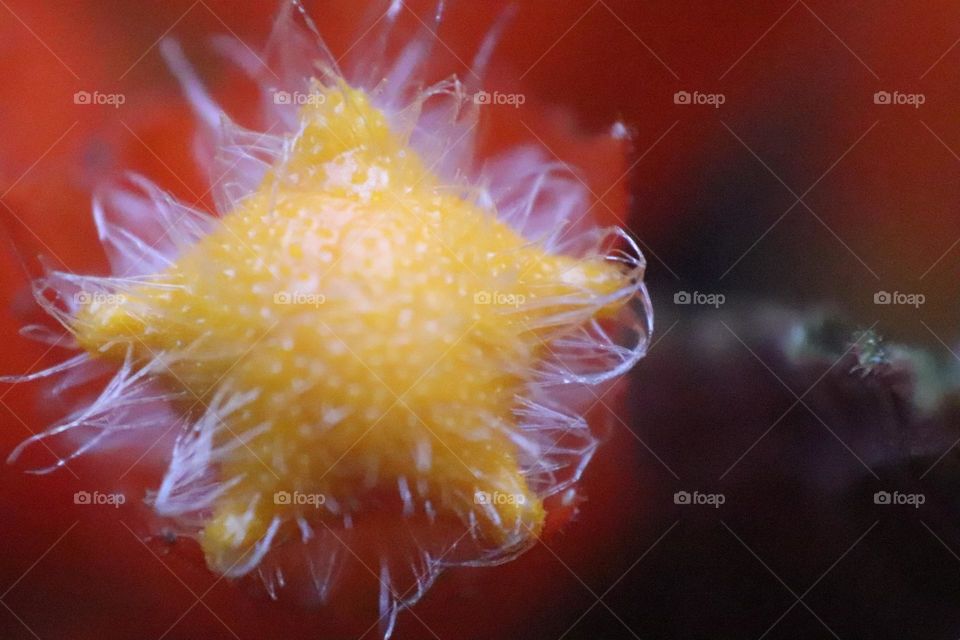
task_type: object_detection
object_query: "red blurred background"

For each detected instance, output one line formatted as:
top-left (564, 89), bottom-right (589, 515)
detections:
top-left (3, 1), bottom-right (960, 638)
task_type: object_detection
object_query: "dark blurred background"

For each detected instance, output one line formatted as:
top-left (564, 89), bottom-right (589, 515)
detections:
top-left (2, 1), bottom-right (960, 638)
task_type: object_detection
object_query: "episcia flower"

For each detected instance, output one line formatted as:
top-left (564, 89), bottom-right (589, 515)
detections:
top-left (5, 1), bottom-right (652, 636)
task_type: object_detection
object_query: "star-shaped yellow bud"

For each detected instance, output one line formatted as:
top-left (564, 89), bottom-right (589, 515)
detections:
top-left (73, 83), bottom-right (636, 574)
